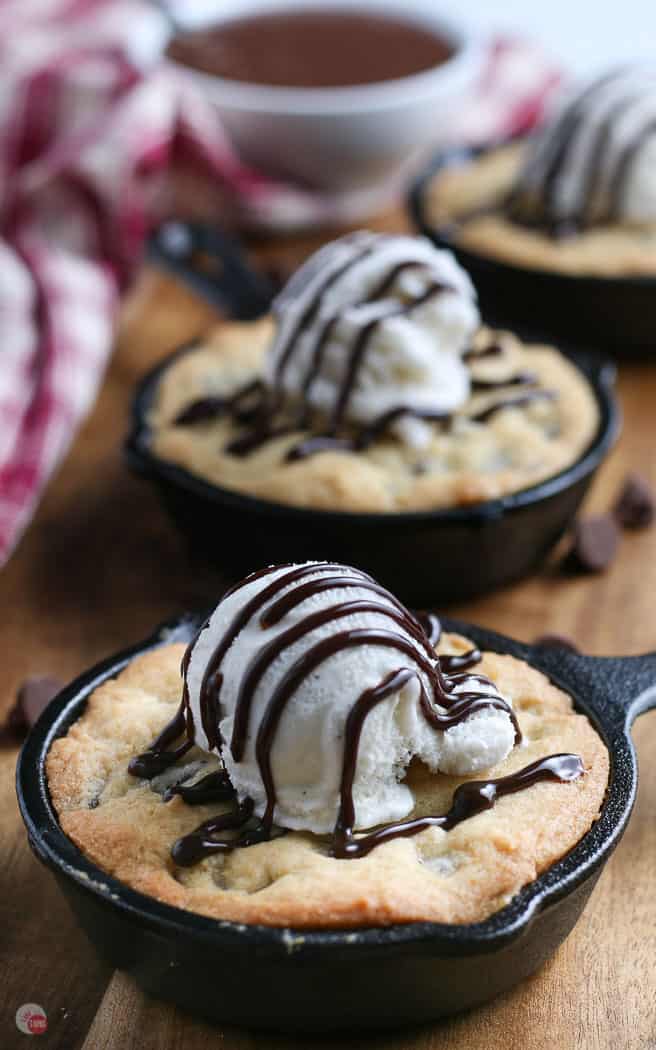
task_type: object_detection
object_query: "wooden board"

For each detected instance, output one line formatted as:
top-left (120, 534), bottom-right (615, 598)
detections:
top-left (1, 216), bottom-right (655, 1050)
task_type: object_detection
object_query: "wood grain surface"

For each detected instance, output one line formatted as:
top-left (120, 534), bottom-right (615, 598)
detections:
top-left (1, 215), bottom-right (655, 1050)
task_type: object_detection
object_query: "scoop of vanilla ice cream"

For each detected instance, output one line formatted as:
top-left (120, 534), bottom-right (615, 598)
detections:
top-left (264, 233), bottom-right (479, 449)
top-left (513, 66), bottom-right (656, 227)
top-left (185, 563), bottom-right (515, 835)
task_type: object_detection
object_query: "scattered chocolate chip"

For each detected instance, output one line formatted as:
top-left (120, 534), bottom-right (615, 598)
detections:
top-left (563, 514), bottom-right (620, 574)
top-left (533, 633), bottom-right (579, 652)
top-left (2, 675), bottom-right (63, 741)
top-left (614, 473), bottom-right (655, 530)
top-left (412, 461), bottom-right (429, 476)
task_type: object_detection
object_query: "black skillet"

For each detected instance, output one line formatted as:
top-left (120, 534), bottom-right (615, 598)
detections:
top-left (148, 221), bottom-right (275, 320)
top-left (16, 612), bottom-right (656, 1033)
top-left (129, 222), bottom-right (619, 606)
top-left (409, 139), bottom-right (656, 357)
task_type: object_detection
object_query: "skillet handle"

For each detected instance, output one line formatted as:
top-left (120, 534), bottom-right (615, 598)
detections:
top-left (148, 222), bottom-right (275, 320)
top-left (530, 645), bottom-right (656, 730)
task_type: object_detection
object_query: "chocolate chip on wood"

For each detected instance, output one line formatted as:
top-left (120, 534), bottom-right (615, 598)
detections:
top-left (564, 514), bottom-right (620, 574)
top-left (2, 675), bottom-right (63, 740)
top-left (533, 633), bottom-right (579, 652)
top-left (614, 473), bottom-right (655, 530)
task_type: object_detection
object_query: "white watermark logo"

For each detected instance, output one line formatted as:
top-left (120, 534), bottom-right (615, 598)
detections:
top-left (15, 1004), bottom-right (48, 1036)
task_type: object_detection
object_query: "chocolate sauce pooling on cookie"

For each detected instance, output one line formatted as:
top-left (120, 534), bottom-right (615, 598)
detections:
top-left (121, 568), bottom-right (589, 871)
top-left (166, 10), bottom-right (452, 89)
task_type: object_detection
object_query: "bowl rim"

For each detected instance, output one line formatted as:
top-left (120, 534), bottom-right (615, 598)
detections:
top-left (125, 338), bottom-right (619, 528)
top-left (409, 136), bottom-right (656, 291)
top-left (165, 2), bottom-right (485, 116)
top-left (16, 612), bottom-right (636, 958)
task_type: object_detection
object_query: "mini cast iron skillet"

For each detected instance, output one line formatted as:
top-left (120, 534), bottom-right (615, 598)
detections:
top-left (125, 344), bottom-right (618, 605)
top-left (17, 613), bottom-right (656, 1033)
top-left (135, 219), bottom-right (618, 604)
top-left (410, 141), bottom-right (656, 358)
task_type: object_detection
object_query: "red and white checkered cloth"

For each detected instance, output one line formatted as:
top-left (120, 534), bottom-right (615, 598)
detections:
top-left (0, 0), bottom-right (563, 564)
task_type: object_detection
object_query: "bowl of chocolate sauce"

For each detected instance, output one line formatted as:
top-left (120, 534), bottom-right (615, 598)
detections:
top-left (165, 1), bottom-right (484, 221)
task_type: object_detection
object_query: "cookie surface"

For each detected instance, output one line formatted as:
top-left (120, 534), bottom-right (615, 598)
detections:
top-left (148, 319), bottom-right (599, 513)
top-left (47, 633), bottom-right (609, 928)
top-left (423, 142), bottom-right (656, 277)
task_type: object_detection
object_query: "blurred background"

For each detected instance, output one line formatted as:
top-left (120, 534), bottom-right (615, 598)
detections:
top-left (452, 0), bottom-right (656, 72)
top-left (2, 0), bottom-right (655, 567)
top-left (170, 0), bottom-right (656, 73)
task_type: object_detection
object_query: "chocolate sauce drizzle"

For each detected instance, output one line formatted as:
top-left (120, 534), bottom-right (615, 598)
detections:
top-left (164, 769), bottom-right (234, 805)
top-left (127, 565), bottom-right (583, 868)
top-left (463, 342), bottom-right (504, 362)
top-left (171, 797), bottom-right (269, 866)
top-left (471, 371), bottom-right (537, 391)
top-left (171, 242), bottom-right (557, 462)
top-left (333, 752), bottom-right (584, 858)
top-left (413, 610), bottom-right (442, 647)
top-left (174, 379), bottom-right (263, 426)
top-left (470, 390), bottom-right (556, 424)
top-left (128, 698), bottom-right (192, 779)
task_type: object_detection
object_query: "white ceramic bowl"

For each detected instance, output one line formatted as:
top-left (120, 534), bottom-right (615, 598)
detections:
top-left (166, 0), bottom-right (485, 219)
